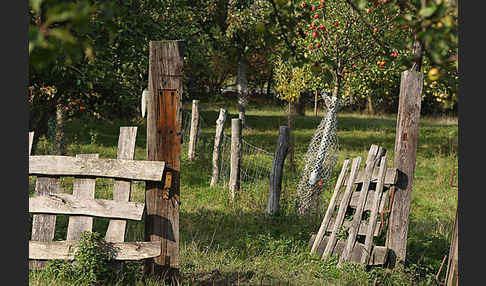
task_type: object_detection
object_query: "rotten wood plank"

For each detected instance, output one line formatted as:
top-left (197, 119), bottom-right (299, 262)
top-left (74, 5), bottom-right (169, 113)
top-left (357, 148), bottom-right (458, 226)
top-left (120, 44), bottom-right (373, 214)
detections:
top-left (66, 154), bottom-right (99, 241)
top-left (105, 127), bottom-right (138, 243)
top-left (29, 155), bottom-right (165, 181)
top-left (309, 234), bottom-right (388, 266)
top-left (29, 240), bottom-right (162, 261)
top-left (310, 159), bottom-right (350, 255)
top-left (321, 156), bottom-right (362, 261)
top-left (29, 193), bottom-right (145, 220)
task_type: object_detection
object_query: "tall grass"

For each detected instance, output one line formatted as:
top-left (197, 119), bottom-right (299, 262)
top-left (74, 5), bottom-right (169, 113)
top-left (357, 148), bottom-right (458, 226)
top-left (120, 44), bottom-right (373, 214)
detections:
top-left (29, 102), bottom-right (457, 285)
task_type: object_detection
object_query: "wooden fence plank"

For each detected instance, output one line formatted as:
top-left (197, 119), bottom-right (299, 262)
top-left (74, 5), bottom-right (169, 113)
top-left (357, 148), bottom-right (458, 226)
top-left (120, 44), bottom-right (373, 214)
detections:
top-left (309, 235), bottom-right (388, 265)
top-left (29, 132), bottom-right (34, 155)
top-left (339, 146), bottom-right (381, 265)
top-left (105, 127), bottom-right (138, 243)
top-left (345, 168), bottom-right (397, 186)
top-left (66, 154), bottom-right (99, 241)
top-left (361, 156), bottom-right (388, 264)
top-left (29, 241), bottom-right (162, 261)
top-left (29, 155), bottom-right (165, 181)
top-left (321, 156), bottom-right (362, 261)
top-left (29, 193), bottom-right (145, 220)
top-left (327, 217), bottom-right (382, 237)
top-left (310, 159), bottom-right (350, 255)
top-left (29, 176), bottom-right (60, 270)
top-left (335, 186), bottom-right (391, 212)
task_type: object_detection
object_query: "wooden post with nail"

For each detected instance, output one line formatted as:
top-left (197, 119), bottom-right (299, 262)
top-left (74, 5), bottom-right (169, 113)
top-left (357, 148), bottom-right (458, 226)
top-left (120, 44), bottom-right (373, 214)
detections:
top-left (144, 40), bottom-right (183, 281)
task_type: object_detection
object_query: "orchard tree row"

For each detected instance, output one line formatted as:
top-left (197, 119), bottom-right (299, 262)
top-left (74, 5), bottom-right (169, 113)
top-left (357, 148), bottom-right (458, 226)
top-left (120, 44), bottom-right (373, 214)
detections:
top-left (28, 0), bottom-right (458, 144)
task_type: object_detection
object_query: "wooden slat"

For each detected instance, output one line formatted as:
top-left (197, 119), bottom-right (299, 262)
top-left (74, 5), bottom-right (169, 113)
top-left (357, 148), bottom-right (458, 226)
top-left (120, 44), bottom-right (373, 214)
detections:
top-left (308, 235), bottom-right (388, 265)
top-left (361, 156), bottom-right (388, 264)
top-left (66, 154), bottom-right (99, 241)
top-left (29, 193), bottom-right (145, 220)
top-left (29, 132), bottom-right (34, 155)
top-left (30, 176), bottom-right (60, 270)
top-left (321, 156), bottom-right (362, 261)
top-left (345, 167), bottom-right (397, 186)
top-left (336, 187), bottom-right (391, 212)
top-left (29, 155), bottom-right (165, 181)
top-left (327, 217), bottom-right (382, 237)
top-left (339, 145), bottom-right (382, 265)
top-left (29, 240), bottom-right (161, 260)
top-left (105, 127), bottom-right (138, 243)
top-left (310, 159), bottom-right (350, 255)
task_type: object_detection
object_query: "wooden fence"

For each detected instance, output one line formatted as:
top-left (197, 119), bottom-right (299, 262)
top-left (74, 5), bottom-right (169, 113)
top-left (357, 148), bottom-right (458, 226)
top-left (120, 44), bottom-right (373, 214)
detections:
top-left (29, 127), bottom-right (165, 270)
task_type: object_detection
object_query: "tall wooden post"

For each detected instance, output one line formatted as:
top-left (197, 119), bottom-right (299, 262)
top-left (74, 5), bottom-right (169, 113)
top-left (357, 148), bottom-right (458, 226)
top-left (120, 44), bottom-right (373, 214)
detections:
top-left (188, 100), bottom-right (200, 160)
top-left (145, 40), bottom-right (183, 278)
top-left (386, 70), bottom-right (423, 267)
top-left (229, 118), bottom-right (242, 199)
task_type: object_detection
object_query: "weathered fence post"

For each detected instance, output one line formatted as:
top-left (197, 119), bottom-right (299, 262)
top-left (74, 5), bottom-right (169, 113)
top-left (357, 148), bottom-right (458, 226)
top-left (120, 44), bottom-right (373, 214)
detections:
top-left (385, 70), bottom-right (423, 267)
top-left (445, 207), bottom-right (458, 286)
top-left (210, 108), bottom-right (227, 187)
top-left (187, 100), bottom-right (200, 160)
top-left (229, 118), bottom-right (242, 199)
top-left (266, 126), bottom-right (290, 215)
top-left (145, 40), bottom-right (183, 279)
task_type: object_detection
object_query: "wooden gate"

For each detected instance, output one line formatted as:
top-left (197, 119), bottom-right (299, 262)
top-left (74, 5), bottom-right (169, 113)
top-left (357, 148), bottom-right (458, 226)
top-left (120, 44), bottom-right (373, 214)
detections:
top-left (29, 127), bottom-right (165, 269)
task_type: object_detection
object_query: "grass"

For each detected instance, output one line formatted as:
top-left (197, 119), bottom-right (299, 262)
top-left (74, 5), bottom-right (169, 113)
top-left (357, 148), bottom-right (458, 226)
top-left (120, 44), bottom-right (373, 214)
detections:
top-left (29, 101), bottom-right (458, 285)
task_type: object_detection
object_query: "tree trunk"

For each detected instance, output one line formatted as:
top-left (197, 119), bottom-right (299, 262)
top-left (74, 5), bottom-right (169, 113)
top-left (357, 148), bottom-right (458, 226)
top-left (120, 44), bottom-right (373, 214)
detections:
top-left (295, 96), bottom-right (305, 116)
top-left (366, 95), bottom-right (374, 115)
top-left (237, 60), bottom-right (248, 127)
top-left (54, 103), bottom-right (66, 155)
top-left (287, 102), bottom-right (296, 171)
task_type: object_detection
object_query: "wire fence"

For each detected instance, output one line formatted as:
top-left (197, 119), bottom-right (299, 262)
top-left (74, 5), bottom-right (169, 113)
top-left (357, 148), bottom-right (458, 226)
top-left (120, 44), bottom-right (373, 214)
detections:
top-left (180, 109), bottom-right (274, 193)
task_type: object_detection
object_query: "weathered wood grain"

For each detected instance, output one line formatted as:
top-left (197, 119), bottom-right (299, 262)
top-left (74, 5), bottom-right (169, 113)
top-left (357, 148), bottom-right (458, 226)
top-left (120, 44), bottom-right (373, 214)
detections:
top-left (145, 40), bottom-right (183, 272)
top-left (321, 156), bottom-right (362, 261)
top-left (229, 118), bottom-right (242, 199)
top-left (66, 154), bottom-right (98, 241)
top-left (29, 240), bottom-right (162, 260)
top-left (210, 108), bottom-right (227, 187)
top-left (188, 100), bottom-right (200, 160)
top-left (29, 155), bottom-right (165, 181)
top-left (339, 146), bottom-right (382, 265)
top-left (345, 167), bottom-right (397, 186)
top-left (30, 176), bottom-right (60, 270)
top-left (266, 126), bottom-right (290, 215)
top-left (310, 159), bottom-right (350, 255)
top-left (105, 127), bottom-right (138, 243)
top-left (29, 193), bottom-right (145, 220)
top-left (361, 156), bottom-right (388, 264)
top-left (29, 132), bottom-right (34, 155)
top-left (335, 185), bottom-right (391, 212)
top-left (386, 70), bottom-right (424, 266)
top-left (308, 235), bottom-right (388, 265)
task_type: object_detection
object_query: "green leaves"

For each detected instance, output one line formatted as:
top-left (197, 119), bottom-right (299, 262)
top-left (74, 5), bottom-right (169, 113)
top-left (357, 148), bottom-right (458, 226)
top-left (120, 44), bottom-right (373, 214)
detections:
top-left (418, 5), bottom-right (438, 18)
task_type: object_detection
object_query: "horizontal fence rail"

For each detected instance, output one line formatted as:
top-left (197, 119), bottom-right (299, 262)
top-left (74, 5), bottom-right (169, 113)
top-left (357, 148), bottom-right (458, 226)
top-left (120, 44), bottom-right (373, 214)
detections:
top-left (29, 155), bottom-right (165, 181)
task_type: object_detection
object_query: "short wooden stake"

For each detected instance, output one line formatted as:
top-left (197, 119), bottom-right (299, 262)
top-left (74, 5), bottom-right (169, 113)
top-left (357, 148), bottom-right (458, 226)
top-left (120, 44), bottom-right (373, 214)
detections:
top-left (266, 126), bottom-right (290, 215)
top-left (229, 118), bottom-right (242, 199)
top-left (210, 108), bottom-right (227, 187)
top-left (187, 100), bottom-right (200, 160)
